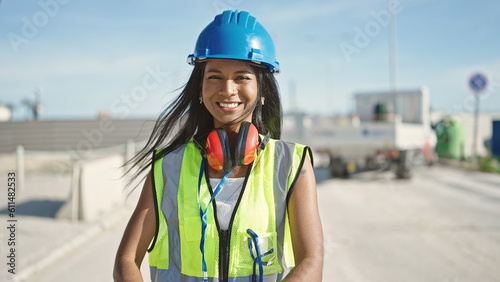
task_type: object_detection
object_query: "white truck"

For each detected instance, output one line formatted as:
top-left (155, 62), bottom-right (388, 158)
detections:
top-left (282, 87), bottom-right (435, 179)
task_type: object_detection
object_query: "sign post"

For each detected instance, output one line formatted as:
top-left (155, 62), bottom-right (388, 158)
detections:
top-left (469, 73), bottom-right (488, 170)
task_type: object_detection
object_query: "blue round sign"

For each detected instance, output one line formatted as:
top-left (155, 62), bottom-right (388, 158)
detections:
top-left (469, 73), bottom-right (488, 93)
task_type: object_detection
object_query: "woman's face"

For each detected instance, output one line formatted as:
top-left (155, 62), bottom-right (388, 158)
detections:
top-left (201, 59), bottom-right (258, 128)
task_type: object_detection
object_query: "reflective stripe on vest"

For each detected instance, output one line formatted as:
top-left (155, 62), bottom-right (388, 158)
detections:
top-left (149, 139), bottom-right (310, 282)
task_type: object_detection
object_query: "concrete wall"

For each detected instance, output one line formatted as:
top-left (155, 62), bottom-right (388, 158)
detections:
top-left (79, 155), bottom-right (126, 221)
top-left (0, 118), bottom-right (162, 222)
top-left (56, 154), bottom-right (128, 222)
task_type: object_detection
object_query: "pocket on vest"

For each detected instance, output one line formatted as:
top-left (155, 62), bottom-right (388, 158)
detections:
top-left (232, 229), bottom-right (281, 276)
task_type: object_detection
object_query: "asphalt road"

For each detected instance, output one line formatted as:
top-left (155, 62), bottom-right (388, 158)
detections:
top-left (26, 164), bottom-right (500, 282)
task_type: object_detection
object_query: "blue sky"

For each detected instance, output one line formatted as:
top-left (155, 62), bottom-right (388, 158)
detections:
top-left (1, 0), bottom-right (499, 120)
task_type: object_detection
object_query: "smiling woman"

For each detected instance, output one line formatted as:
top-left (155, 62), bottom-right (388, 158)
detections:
top-left (113, 10), bottom-right (323, 282)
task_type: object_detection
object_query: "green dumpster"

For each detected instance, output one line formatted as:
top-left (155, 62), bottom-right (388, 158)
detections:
top-left (434, 116), bottom-right (466, 159)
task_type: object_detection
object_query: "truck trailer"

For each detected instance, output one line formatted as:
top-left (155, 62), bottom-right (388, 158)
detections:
top-left (282, 87), bottom-right (436, 179)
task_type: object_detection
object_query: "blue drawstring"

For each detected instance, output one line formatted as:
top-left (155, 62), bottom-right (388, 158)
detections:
top-left (247, 236), bottom-right (274, 282)
top-left (198, 157), bottom-right (233, 281)
top-left (247, 229), bottom-right (268, 282)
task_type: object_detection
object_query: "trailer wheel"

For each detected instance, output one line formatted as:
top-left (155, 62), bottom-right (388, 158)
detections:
top-left (395, 150), bottom-right (414, 179)
top-left (365, 156), bottom-right (377, 171)
top-left (330, 156), bottom-right (348, 178)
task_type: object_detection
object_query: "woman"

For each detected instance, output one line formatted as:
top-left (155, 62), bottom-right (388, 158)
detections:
top-left (114, 10), bottom-right (323, 282)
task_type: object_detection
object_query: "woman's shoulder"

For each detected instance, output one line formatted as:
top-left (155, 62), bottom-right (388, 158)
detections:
top-left (153, 142), bottom-right (191, 158)
top-left (268, 137), bottom-right (308, 149)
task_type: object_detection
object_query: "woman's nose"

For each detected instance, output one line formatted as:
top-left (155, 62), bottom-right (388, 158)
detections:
top-left (219, 80), bottom-right (237, 97)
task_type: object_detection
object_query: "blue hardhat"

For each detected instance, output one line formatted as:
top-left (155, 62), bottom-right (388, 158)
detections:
top-left (187, 10), bottom-right (280, 74)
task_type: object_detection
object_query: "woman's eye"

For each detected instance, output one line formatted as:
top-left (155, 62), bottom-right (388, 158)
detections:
top-left (236, 76), bottom-right (250, 80)
top-left (207, 75), bottom-right (222, 80)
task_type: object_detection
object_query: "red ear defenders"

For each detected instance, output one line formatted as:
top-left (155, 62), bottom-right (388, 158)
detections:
top-left (205, 122), bottom-right (263, 172)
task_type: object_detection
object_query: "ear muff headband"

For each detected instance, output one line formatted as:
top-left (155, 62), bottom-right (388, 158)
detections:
top-left (205, 122), bottom-right (262, 172)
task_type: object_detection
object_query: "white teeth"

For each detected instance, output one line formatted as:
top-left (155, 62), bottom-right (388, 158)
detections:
top-left (219, 102), bottom-right (239, 108)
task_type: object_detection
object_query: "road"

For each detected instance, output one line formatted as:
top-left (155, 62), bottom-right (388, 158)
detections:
top-left (25, 165), bottom-right (500, 282)
top-left (319, 165), bottom-right (500, 282)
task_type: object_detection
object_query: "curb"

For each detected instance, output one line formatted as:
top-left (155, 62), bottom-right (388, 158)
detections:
top-left (438, 158), bottom-right (473, 170)
top-left (11, 208), bottom-right (131, 282)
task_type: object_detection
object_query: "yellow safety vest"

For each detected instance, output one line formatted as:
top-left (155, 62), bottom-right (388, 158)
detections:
top-left (149, 138), bottom-right (311, 281)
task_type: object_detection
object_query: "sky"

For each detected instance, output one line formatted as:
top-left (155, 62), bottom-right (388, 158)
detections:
top-left (1, 0), bottom-right (500, 121)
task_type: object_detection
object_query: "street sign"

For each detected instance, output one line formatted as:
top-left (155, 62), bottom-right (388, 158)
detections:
top-left (469, 73), bottom-right (488, 93)
top-left (469, 72), bottom-right (488, 171)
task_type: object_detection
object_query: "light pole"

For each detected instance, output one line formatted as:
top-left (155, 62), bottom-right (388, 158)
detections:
top-left (389, 0), bottom-right (398, 93)
top-left (305, 34), bottom-right (335, 115)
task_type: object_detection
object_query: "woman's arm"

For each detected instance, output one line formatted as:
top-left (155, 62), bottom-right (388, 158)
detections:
top-left (283, 155), bottom-right (324, 281)
top-left (114, 172), bottom-right (157, 282)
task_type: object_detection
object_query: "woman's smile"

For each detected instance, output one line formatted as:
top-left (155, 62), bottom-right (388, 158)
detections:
top-left (217, 101), bottom-right (242, 110)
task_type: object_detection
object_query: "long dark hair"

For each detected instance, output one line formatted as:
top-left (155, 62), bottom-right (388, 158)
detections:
top-left (126, 60), bottom-right (282, 181)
